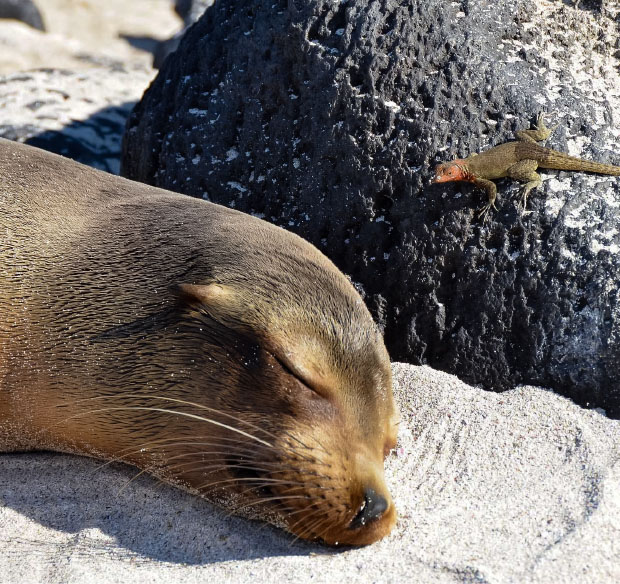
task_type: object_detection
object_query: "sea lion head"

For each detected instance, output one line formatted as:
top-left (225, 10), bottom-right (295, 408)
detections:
top-left (162, 263), bottom-right (399, 546)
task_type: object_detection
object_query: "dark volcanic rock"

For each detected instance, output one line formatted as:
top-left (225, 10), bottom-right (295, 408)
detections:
top-left (121, 0), bottom-right (620, 415)
top-left (0, 0), bottom-right (44, 31)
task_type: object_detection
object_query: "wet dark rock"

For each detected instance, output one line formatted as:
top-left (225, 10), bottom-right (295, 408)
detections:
top-left (121, 0), bottom-right (620, 415)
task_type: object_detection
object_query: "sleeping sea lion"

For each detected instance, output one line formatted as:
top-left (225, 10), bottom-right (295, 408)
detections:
top-left (0, 138), bottom-right (398, 545)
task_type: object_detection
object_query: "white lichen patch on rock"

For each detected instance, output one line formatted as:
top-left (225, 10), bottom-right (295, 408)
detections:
top-left (534, 0), bottom-right (620, 152)
top-left (530, 1), bottom-right (620, 258)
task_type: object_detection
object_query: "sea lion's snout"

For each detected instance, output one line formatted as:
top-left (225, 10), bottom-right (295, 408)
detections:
top-left (322, 454), bottom-right (396, 546)
top-left (273, 454), bottom-right (396, 547)
top-left (349, 487), bottom-right (389, 530)
top-left (335, 479), bottom-right (396, 546)
top-left (347, 493), bottom-right (396, 546)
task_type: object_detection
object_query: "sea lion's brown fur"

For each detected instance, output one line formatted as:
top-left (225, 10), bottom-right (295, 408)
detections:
top-left (0, 139), bottom-right (398, 546)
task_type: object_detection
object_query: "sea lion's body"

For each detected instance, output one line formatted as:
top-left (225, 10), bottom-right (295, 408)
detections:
top-left (0, 139), bottom-right (398, 545)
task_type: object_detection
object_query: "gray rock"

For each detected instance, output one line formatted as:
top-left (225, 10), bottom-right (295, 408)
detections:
top-left (0, 0), bottom-right (44, 31)
top-left (153, 31), bottom-right (182, 69)
top-left (0, 67), bottom-right (155, 173)
top-left (121, 0), bottom-right (620, 415)
top-left (175, 0), bottom-right (213, 26)
top-left (155, 0), bottom-right (214, 68)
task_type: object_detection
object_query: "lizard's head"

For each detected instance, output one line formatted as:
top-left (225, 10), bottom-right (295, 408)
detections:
top-left (433, 161), bottom-right (469, 183)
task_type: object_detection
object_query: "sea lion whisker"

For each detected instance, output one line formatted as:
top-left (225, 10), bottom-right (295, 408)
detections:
top-left (90, 438), bottom-right (271, 475)
top-left (313, 514), bottom-right (340, 543)
top-left (72, 394), bottom-right (282, 442)
top-left (300, 514), bottom-right (334, 542)
top-left (195, 476), bottom-right (313, 493)
top-left (117, 467), bottom-right (152, 494)
top-left (157, 463), bottom-right (228, 479)
top-left (135, 439), bottom-right (267, 458)
top-left (48, 406), bottom-right (273, 447)
top-left (229, 495), bottom-right (310, 516)
top-left (248, 502), bottom-right (317, 539)
top-left (251, 439), bottom-right (330, 466)
top-left (289, 511), bottom-right (331, 544)
top-left (107, 455), bottom-right (297, 488)
top-left (296, 517), bottom-right (326, 542)
top-left (91, 438), bottom-right (251, 468)
top-left (116, 443), bottom-right (330, 479)
top-left (235, 482), bottom-right (334, 505)
top-left (61, 401), bottom-right (328, 465)
top-left (286, 504), bottom-right (330, 534)
top-left (119, 465), bottom-right (309, 496)
top-left (272, 450), bottom-right (327, 467)
top-left (277, 506), bottom-right (321, 530)
top-left (269, 430), bottom-right (335, 462)
top-left (92, 437), bottom-right (331, 482)
top-left (161, 451), bottom-right (276, 470)
top-left (247, 502), bottom-right (331, 540)
top-left (279, 429), bottom-right (329, 457)
top-left (232, 483), bottom-right (306, 506)
top-left (283, 423), bottom-right (335, 456)
top-left (276, 482), bottom-right (335, 493)
top-left (159, 458), bottom-right (315, 480)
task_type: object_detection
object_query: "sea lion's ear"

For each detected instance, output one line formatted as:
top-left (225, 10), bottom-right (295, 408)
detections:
top-left (172, 283), bottom-right (257, 334)
top-left (171, 283), bottom-right (235, 307)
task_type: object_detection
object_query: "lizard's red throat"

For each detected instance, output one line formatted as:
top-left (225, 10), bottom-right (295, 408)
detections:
top-left (433, 161), bottom-right (470, 183)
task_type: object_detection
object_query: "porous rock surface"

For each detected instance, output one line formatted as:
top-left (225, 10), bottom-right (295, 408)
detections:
top-left (122, 0), bottom-right (620, 415)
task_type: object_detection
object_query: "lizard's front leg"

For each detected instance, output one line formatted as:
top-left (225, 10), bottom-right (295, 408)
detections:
top-left (473, 178), bottom-right (498, 222)
top-left (507, 159), bottom-right (541, 211)
top-left (516, 112), bottom-right (557, 143)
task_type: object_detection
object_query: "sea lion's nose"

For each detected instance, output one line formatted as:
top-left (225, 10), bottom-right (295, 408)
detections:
top-left (349, 487), bottom-right (389, 530)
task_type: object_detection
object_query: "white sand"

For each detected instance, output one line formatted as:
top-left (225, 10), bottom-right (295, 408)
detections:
top-left (1, 364), bottom-right (618, 583)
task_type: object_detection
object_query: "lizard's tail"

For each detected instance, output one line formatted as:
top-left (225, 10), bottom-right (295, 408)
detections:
top-left (539, 149), bottom-right (620, 176)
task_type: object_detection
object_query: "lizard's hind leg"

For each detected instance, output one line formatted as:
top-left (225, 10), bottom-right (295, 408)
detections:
top-left (516, 113), bottom-right (557, 143)
top-left (507, 159), bottom-right (541, 212)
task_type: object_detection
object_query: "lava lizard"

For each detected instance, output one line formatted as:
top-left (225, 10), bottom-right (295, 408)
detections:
top-left (433, 114), bottom-right (620, 220)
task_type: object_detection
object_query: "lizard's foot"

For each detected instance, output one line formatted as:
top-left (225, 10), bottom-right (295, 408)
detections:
top-left (517, 179), bottom-right (541, 214)
top-left (516, 113), bottom-right (557, 143)
top-left (477, 201), bottom-right (497, 222)
top-left (518, 186), bottom-right (539, 215)
top-left (536, 112), bottom-right (558, 137)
